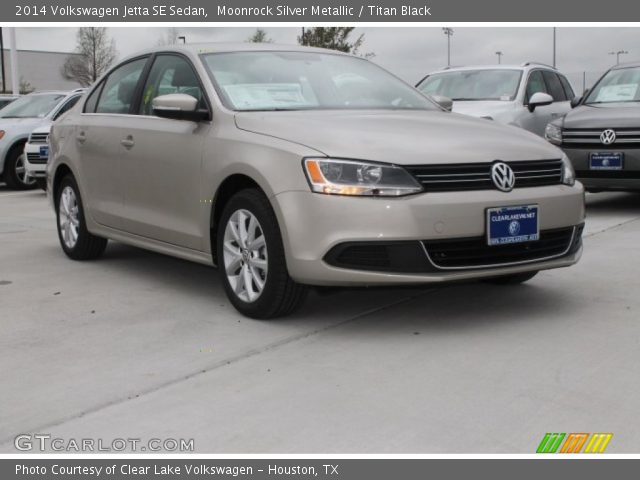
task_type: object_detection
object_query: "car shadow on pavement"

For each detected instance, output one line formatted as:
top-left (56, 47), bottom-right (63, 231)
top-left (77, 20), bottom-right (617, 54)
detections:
top-left (585, 191), bottom-right (640, 211)
top-left (82, 242), bottom-right (577, 332)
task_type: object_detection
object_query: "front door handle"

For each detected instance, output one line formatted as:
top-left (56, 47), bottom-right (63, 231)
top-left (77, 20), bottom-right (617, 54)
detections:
top-left (551, 112), bottom-right (561, 118)
top-left (120, 135), bottom-right (135, 149)
top-left (76, 132), bottom-right (86, 144)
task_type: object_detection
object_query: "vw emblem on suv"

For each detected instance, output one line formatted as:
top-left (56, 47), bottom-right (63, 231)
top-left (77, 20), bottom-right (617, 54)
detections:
top-left (491, 162), bottom-right (516, 192)
top-left (600, 129), bottom-right (616, 145)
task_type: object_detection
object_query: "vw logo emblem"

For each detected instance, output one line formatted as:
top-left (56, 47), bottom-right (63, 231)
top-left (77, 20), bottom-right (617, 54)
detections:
top-left (600, 129), bottom-right (616, 145)
top-left (508, 220), bottom-right (521, 236)
top-left (491, 162), bottom-right (516, 192)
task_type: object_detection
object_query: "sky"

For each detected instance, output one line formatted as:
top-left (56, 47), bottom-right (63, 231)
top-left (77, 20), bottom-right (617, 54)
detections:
top-left (11, 26), bottom-right (640, 89)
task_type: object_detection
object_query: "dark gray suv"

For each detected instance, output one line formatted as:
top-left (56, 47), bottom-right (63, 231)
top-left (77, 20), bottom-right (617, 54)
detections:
top-left (545, 62), bottom-right (640, 191)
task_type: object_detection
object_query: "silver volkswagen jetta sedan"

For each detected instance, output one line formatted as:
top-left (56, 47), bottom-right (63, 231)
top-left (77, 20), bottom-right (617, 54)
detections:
top-left (47, 43), bottom-right (585, 318)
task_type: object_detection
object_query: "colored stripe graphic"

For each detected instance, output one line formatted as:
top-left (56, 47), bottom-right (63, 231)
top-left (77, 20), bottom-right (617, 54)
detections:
top-left (536, 433), bottom-right (565, 453)
top-left (560, 433), bottom-right (589, 453)
top-left (584, 433), bottom-right (613, 453)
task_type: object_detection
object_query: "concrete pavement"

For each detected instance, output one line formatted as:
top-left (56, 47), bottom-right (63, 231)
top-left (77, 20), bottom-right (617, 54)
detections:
top-left (1, 186), bottom-right (639, 453)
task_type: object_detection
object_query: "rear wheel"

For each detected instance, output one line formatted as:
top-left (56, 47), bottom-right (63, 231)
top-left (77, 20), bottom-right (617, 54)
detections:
top-left (4, 148), bottom-right (36, 190)
top-left (217, 189), bottom-right (307, 319)
top-left (56, 174), bottom-right (107, 260)
top-left (483, 271), bottom-right (538, 285)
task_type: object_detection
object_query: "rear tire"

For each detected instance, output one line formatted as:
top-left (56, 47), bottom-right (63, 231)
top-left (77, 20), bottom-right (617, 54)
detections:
top-left (483, 271), bottom-right (538, 285)
top-left (217, 189), bottom-right (308, 319)
top-left (4, 147), bottom-right (36, 190)
top-left (56, 174), bottom-right (107, 260)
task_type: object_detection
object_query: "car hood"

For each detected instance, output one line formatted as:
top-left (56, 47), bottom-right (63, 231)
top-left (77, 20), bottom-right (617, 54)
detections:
top-left (450, 100), bottom-right (514, 119)
top-left (562, 104), bottom-right (640, 129)
top-left (0, 117), bottom-right (48, 133)
top-left (235, 110), bottom-right (561, 165)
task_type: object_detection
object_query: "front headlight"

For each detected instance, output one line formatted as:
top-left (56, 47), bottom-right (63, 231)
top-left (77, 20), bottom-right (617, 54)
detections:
top-left (303, 158), bottom-right (423, 197)
top-left (561, 155), bottom-right (575, 186)
top-left (545, 123), bottom-right (563, 145)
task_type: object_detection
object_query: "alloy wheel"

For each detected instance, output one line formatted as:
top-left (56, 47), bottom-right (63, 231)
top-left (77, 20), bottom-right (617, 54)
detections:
top-left (15, 154), bottom-right (36, 187)
top-left (222, 209), bottom-right (268, 303)
top-left (59, 186), bottom-right (80, 249)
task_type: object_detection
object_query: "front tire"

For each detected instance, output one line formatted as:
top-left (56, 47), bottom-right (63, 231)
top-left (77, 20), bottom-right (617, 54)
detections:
top-left (4, 148), bottom-right (36, 190)
top-left (483, 271), bottom-right (538, 285)
top-left (217, 189), bottom-right (307, 319)
top-left (56, 174), bottom-right (107, 260)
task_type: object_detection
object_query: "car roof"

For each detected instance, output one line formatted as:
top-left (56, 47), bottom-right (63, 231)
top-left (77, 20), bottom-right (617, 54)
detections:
top-left (426, 63), bottom-right (559, 76)
top-left (120, 42), bottom-right (354, 61)
top-left (611, 61), bottom-right (640, 70)
top-left (28, 89), bottom-right (86, 96)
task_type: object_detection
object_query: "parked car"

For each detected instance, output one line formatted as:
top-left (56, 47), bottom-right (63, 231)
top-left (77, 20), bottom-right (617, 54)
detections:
top-left (416, 63), bottom-right (575, 137)
top-left (23, 124), bottom-right (51, 190)
top-left (0, 89), bottom-right (85, 190)
top-left (0, 94), bottom-right (19, 110)
top-left (48, 44), bottom-right (585, 318)
top-left (545, 62), bottom-right (640, 191)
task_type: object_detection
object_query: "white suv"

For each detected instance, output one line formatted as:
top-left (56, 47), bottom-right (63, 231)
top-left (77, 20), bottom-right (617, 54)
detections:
top-left (24, 124), bottom-right (51, 190)
top-left (417, 63), bottom-right (576, 137)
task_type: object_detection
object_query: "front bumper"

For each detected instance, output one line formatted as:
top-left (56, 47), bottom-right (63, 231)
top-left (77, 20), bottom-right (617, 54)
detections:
top-left (23, 142), bottom-right (48, 178)
top-left (274, 184), bottom-right (585, 286)
top-left (563, 146), bottom-right (640, 191)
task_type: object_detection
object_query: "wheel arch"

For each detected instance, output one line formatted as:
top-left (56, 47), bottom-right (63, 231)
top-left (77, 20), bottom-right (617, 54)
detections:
top-left (209, 173), bottom-right (268, 266)
top-left (52, 163), bottom-right (74, 206)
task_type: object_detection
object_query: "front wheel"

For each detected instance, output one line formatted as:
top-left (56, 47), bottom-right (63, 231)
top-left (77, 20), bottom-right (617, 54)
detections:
top-left (483, 271), bottom-right (539, 285)
top-left (56, 174), bottom-right (108, 260)
top-left (217, 189), bottom-right (307, 319)
top-left (4, 149), bottom-right (36, 190)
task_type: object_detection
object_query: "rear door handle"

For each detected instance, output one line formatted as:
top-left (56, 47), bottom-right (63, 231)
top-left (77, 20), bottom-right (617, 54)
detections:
top-left (120, 135), bottom-right (135, 149)
top-left (76, 132), bottom-right (86, 144)
top-left (551, 112), bottom-right (561, 118)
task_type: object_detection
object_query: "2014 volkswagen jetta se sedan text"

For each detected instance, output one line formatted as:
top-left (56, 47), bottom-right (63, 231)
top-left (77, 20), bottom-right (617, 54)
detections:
top-left (47, 44), bottom-right (585, 318)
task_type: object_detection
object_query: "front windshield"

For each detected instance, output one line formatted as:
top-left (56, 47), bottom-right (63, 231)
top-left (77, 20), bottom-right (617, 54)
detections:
top-left (201, 51), bottom-right (438, 111)
top-left (418, 69), bottom-right (522, 101)
top-left (0, 94), bottom-right (65, 118)
top-left (585, 66), bottom-right (640, 104)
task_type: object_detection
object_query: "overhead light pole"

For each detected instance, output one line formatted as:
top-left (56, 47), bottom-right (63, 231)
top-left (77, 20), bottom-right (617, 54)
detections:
top-left (495, 51), bottom-right (503, 64)
top-left (552, 27), bottom-right (556, 68)
top-left (442, 27), bottom-right (453, 67)
top-left (178, 36), bottom-right (186, 44)
top-left (609, 50), bottom-right (628, 65)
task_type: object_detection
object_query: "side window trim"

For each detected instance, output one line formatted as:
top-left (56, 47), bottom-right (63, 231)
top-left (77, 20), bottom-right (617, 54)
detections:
top-left (541, 70), bottom-right (567, 102)
top-left (523, 69), bottom-right (546, 105)
top-left (53, 95), bottom-right (80, 120)
top-left (87, 55), bottom-right (151, 116)
top-left (137, 51), bottom-right (212, 120)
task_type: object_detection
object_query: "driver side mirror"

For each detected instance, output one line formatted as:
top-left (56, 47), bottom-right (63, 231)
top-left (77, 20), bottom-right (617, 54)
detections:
top-left (527, 92), bottom-right (554, 112)
top-left (152, 94), bottom-right (209, 122)
top-left (570, 88), bottom-right (588, 108)
top-left (431, 94), bottom-right (453, 112)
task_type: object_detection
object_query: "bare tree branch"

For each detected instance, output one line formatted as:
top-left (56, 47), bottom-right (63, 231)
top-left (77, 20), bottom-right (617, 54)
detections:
top-left (61, 28), bottom-right (118, 87)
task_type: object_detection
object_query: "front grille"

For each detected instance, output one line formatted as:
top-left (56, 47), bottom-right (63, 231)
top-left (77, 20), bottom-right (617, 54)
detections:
top-left (562, 128), bottom-right (640, 149)
top-left (29, 132), bottom-right (49, 144)
top-left (423, 226), bottom-right (580, 269)
top-left (405, 159), bottom-right (563, 192)
top-left (26, 152), bottom-right (48, 164)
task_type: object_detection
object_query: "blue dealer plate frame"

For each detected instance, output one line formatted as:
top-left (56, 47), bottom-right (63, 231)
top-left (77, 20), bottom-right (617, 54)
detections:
top-left (487, 205), bottom-right (540, 246)
top-left (39, 146), bottom-right (49, 159)
top-left (590, 152), bottom-right (623, 170)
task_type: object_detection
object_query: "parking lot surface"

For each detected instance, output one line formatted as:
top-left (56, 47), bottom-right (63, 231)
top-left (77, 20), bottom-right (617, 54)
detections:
top-left (1, 186), bottom-right (639, 453)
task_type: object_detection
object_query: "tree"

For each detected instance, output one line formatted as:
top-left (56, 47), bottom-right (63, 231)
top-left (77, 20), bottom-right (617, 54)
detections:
top-left (297, 27), bottom-right (373, 57)
top-left (19, 77), bottom-right (34, 94)
top-left (61, 28), bottom-right (117, 87)
top-left (247, 28), bottom-right (272, 43)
